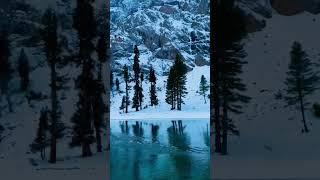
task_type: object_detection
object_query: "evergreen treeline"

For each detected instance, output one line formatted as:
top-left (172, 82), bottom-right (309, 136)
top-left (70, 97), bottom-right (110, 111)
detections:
top-left (22, 1), bottom-right (109, 162)
top-left (115, 48), bottom-right (198, 113)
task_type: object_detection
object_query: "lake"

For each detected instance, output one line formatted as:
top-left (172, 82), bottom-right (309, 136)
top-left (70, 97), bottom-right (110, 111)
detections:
top-left (110, 119), bottom-right (210, 180)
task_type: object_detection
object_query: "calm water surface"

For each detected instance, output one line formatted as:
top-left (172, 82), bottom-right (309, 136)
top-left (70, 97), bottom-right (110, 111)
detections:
top-left (110, 119), bottom-right (210, 180)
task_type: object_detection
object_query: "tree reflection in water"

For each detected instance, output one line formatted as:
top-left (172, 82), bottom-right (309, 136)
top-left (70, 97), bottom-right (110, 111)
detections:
top-left (203, 123), bottom-right (210, 147)
top-left (119, 121), bottom-right (130, 135)
top-left (111, 120), bottom-right (209, 180)
top-left (151, 123), bottom-right (159, 143)
top-left (132, 121), bottom-right (144, 137)
top-left (167, 120), bottom-right (190, 151)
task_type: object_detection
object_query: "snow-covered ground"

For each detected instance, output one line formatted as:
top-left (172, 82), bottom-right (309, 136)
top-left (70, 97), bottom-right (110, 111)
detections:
top-left (214, 10), bottom-right (320, 179)
top-left (0, 44), bottom-right (109, 179)
top-left (111, 66), bottom-right (210, 120)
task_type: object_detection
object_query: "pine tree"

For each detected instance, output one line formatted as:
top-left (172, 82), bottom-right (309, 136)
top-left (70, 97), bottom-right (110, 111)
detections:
top-left (216, 0), bottom-right (250, 155)
top-left (174, 55), bottom-right (188, 110)
top-left (71, 60), bottom-right (95, 157)
top-left (139, 72), bottom-right (144, 110)
top-left (41, 8), bottom-right (65, 163)
top-left (123, 65), bottom-right (131, 113)
top-left (132, 45), bottom-right (142, 111)
top-left (149, 66), bottom-right (158, 106)
top-left (115, 78), bottom-right (120, 92)
top-left (165, 55), bottom-right (188, 110)
top-left (120, 96), bottom-right (126, 112)
top-left (73, 0), bottom-right (96, 64)
top-left (92, 79), bottom-right (106, 152)
top-left (211, 0), bottom-right (221, 154)
top-left (30, 108), bottom-right (49, 160)
top-left (0, 30), bottom-right (13, 112)
top-left (97, 33), bottom-right (107, 80)
top-left (71, 0), bottom-right (97, 157)
top-left (165, 68), bottom-right (176, 110)
top-left (199, 75), bottom-right (209, 103)
top-left (95, 27), bottom-right (108, 153)
top-left (0, 124), bottom-right (3, 142)
top-left (18, 48), bottom-right (30, 91)
top-left (285, 42), bottom-right (319, 133)
top-left (110, 71), bottom-right (114, 89)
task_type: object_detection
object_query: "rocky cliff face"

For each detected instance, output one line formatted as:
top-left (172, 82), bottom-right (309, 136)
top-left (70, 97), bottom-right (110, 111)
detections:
top-left (270, 0), bottom-right (320, 15)
top-left (111, 0), bottom-right (210, 75)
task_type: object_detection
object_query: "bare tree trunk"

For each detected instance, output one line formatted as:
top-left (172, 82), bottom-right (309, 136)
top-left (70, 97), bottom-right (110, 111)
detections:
top-left (6, 94), bottom-right (13, 112)
top-left (221, 99), bottom-right (228, 155)
top-left (213, 62), bottom-right (222, 153)
top-left (82, 142), bottom-right (92, 157)
top-left (96, 130), bottom-right (102, 152)
top-left (299, 90), bottom-right (309, 133)
top-left (49, 62), bottom-right (57, 164)
top-left (125, 82), bottom-right (128, 113)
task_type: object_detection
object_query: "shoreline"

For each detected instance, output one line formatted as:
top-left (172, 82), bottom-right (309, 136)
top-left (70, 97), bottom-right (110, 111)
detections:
top-left (110, 111), bottom-right (210, 120)
top-left (110, 118), bottom-right (209, 121)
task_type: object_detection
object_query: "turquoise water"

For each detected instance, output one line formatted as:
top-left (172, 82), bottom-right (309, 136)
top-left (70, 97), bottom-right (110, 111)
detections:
top-left (110, 119), bottom-right (210, 180)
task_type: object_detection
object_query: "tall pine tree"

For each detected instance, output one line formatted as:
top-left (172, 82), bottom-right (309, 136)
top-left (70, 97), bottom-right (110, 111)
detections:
top-left (95, 23), bottom-right (108, 153)
top-left (199, 75), bottom-right (209, 103)
top-left (285, 42), bottom-right (319, 133)
top-left (0, 30), bottom-right (13, 112)
top-left (165, 54), bottom-right (187, 110)
top-left (115, 78), bottom-right (120, 92)
top-left (132, 45), bottom-right (142, 111)
top-left (71, 60), bottom-right (95, 156)
top-left (123, 65), bottom-right (131, 113)
top-left (216, 0), bottom-right (250, 155)
top-left (30, 108), bottom-right (49, 160)
top-left (149, 66), bottom-right (158, 106)
top-left (175, 55), bottom-right (188, 110)
top-left (166, 68), bottom-right (176, 110)
top-left (41, 8), bottom-right (65, 163)
top-left (18, 48), bottom-right (30, 91)
top-left (71, 0), bottom-right (97, 157)
top-left (120, 96), bottom-right (126, 113)
top-left (92, 79), bottom-right (106, 152)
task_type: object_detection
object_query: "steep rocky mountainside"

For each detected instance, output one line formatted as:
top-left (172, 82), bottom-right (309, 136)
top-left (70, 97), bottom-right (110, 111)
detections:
top-left (240, 0), bottom-right (320, 32)
top-left (111, 0), bottom-right (210, 76)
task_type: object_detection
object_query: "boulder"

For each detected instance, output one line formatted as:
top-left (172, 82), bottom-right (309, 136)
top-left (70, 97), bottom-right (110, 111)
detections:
top-left (155, 45), bottom-right (182, 60)
top-left (194, 54), bottom-right (209, 66)
top-left (159, 5), bottom-right (177, 14)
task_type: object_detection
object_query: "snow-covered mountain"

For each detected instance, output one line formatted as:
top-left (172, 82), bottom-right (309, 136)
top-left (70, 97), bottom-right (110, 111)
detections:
top-left (110, 0), bottom-right (210, 119)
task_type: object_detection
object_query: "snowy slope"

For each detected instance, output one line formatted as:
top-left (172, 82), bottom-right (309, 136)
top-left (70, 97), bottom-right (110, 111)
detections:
top-left (0, 1), bottom-right (109, 179)
top-left (111, 66), bottom-right (210, 120)
top-left (214, 10), bottom-right (320, 179)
